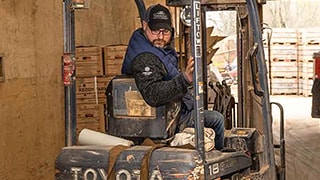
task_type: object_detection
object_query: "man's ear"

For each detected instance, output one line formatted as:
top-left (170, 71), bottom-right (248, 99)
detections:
top-left (142, 21), bottom-right (147, 31)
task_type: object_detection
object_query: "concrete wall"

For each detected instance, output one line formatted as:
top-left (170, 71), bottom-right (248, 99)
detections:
top-left (0, 0), bottom-right (64, 179)
top-left (75, 0), bottom-right (167, 46)
top-left (0, 0), bottom-right (165, 179)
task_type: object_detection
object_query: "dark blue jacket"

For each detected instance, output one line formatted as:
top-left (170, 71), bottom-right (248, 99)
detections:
top-left (122, 29), bottom-right (179, 81)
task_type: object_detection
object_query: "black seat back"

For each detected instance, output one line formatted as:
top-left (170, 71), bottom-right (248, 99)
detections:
top-left (106, 75), bottom-right (180, 143)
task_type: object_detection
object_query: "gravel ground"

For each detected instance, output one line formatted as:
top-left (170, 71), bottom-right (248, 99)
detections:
top-left (270, 95), bottom-right (320, 180)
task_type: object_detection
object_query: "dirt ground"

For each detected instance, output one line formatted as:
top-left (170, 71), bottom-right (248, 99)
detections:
top-left (270, 95), bottom-right (320, 180)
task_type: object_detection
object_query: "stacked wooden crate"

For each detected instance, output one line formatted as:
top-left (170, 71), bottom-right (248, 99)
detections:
top-left (75, 45), bottom-right (127, 137)
top-left (104, 45), bottom-right (128, 76)
top-left (264, 28), bottom-right (299, 95)
top-left (75, 46), bottom-right (104, 77)
top-left (297, 28), bottom-right (320, 96)
top-left (75, 45), bottom-right (107, 136)
top-left (264, 28), bottom-right (320, 96)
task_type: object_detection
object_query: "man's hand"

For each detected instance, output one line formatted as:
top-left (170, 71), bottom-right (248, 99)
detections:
top-left (183, 56), bottom-right (194, 83)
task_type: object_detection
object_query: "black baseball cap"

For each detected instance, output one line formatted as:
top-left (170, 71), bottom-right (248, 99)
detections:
top-left (145, 4), bottom-right (172, 31)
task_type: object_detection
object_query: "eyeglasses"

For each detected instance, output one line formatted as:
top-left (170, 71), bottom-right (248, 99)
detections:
top-left (150, 29), bottom-right (171, 36)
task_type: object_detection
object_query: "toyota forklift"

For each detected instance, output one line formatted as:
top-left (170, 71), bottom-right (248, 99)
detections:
top-left (55, 0), bottom-right (286, 179)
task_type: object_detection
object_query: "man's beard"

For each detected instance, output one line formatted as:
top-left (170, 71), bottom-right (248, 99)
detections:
top-left (152, 39), bottom-right (168, 48)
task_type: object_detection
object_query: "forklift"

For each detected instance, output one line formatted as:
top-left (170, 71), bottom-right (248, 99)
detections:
top-left (55, 0), bottom-right (286, 179)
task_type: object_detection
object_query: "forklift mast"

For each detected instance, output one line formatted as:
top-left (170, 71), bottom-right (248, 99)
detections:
top-left (166, 0), bottom-right (278, 179)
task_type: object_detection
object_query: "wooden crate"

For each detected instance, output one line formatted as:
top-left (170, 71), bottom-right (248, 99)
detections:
top-left (75, 46), bottom-right (104, 77)
top-left (269, 44), bottom-right (298, 61)
top-left (297, 44), bottom-right (320, 61)
top-left (298, 28), bottom-right (320, 45)
top-left (269, 77), bottom-right (299, 95)
top-left (105, 59), bottom-right (123, 75)
top-left (268, 28), bottom-right (299, 45)
top-left (104, 45), bottom-right (127, 59)
top-left (270, 78), bottom-right (298, 88)
top-left (299, 78), bottom-right (313, 97)
top-left (298, 60), bottom-right (314, 79)
top-left (76, 103), bottom-right (106, 137)
top-left (267, 59), bottom-right (298, 78)
top-left (76, 76), bottom-right (114, 104)
top-left (270, 88), bottom-right (298, 95)
top-left (270, 61), bottom-right (298, 72)
top-left (104, 45), bottom-right (127, 75)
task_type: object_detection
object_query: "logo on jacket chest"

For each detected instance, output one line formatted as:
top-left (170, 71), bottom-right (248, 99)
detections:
top-left (142, 66), bottom-right (152, 76)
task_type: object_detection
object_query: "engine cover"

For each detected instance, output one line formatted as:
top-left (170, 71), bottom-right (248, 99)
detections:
top-left (55, 145), bottom-right (202, 180)
top-left (55, 145), bottom-right (251, 180)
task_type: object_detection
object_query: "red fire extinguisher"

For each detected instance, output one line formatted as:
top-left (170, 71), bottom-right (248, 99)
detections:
top-left (63, 53), bottom-right (75, 85)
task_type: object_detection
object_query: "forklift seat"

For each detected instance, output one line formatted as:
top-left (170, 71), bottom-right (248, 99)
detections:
top-left (105, 75), bottom-right (181, 143)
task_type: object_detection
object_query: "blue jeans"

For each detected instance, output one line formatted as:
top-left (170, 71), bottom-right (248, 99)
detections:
top-left (203, 110), bottom-right (225, 150)
top-left (179, 110), bottom-right (225, 150)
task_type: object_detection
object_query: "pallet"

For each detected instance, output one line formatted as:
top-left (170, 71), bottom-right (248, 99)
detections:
top-left (269, 60), bottom-right (298, 71)
top-left (270, 76), bottom-right (299, 95)
top-left (271, 91), bottom-right (299, 96)
top-left (297, 44), bottom-right (320, 61)
top-left (298, 90), bottom-right (312, 97)
top-left (270, 74), bottom-right (298, 79)
top-left (267, 44), bottom-right (298, 60)
top-left (298, 61), bottom-right (314, 80)
top-left (265, 28), bottom-right (299, 44)
top-left (270, 78), bottom-right (298, 89)
top-left (298, 28), bottom-right (320, 45)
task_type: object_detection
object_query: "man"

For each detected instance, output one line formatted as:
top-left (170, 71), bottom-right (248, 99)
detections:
top-left (311, 79), bottom-right (320, 118)
top-left (311, 52), bottom-right (320, 118)
top-left (121, 4), bottom-right (225, 150)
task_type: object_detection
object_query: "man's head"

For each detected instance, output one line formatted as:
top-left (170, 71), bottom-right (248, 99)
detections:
top-left (143, 4), bottom-right (172, 48)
